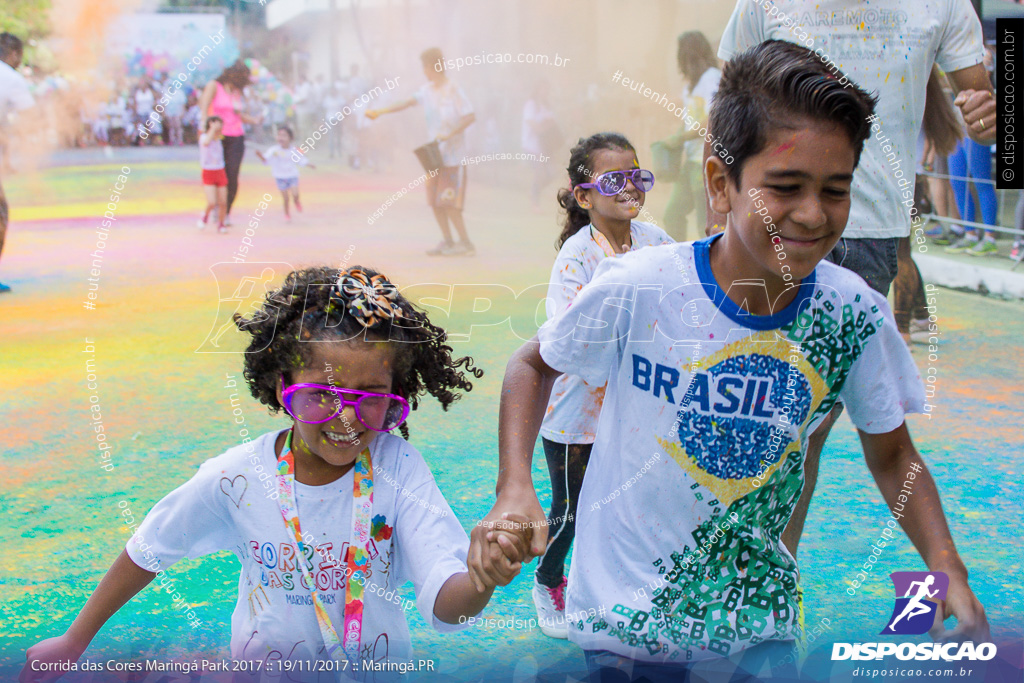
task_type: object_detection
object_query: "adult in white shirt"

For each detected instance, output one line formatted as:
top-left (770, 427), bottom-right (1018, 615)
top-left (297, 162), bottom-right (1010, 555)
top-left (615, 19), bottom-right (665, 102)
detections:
top-left (712, 0), bottom-right (996, 558)
top-left (661, 31), bottom-right (721, 242)
top-left (0, 32), bottom-right (34, 294)
top-left (521, 81), bottom-right (561, 208)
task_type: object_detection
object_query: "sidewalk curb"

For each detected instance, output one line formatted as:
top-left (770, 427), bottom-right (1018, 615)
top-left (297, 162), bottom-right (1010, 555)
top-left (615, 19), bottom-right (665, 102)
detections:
top-left (917, 253), bottom-right (1024, 299)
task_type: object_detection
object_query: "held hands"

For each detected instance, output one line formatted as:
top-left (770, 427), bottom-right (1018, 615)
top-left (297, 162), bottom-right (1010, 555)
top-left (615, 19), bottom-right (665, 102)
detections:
top-left (928, 578), bottom-right (991, 643)
top-left (468, 513), bottom-right (537, 592)
top-left (20, 634), bottom-right (88, 683)
top-left (954, 89), bottom-right (996, 143)
top-left (468, 486), bottom-right (549, 593)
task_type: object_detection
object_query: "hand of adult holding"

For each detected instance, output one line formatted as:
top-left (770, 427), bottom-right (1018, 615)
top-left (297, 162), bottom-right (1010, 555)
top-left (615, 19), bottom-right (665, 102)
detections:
top-left (20, 634), bottom-right (87, 683)
top-left (954, 88), bottom-right (996, 144)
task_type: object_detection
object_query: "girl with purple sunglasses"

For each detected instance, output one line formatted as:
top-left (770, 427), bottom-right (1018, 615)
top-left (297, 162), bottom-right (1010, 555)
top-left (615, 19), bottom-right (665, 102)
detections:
top-left (528, 133), bottom-right (673, 638)
top-left (22, 266), bottom-right (530, 680)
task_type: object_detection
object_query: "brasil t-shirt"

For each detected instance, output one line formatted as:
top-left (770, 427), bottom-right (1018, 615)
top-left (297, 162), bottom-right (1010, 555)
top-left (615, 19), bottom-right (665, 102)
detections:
top-left (537, 235), bottom-right (925, 661)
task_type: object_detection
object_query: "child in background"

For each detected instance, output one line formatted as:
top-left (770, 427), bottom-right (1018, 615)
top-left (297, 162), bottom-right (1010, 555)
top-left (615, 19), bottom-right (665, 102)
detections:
top-left (256, 126), bottom-right (313, 221)
top-left (198, 115), bottom-right (228, 233)
top-left (533, 132), bottom-right (671, 638)
top-left (472, 41), bottom-right (989, 680)
top-left (22, 266), bottom-right (530, 681)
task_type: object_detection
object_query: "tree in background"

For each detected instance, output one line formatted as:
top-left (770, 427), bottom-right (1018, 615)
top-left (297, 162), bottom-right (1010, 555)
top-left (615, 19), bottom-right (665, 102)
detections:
top-left (0, 0), bottom-right (53, 65)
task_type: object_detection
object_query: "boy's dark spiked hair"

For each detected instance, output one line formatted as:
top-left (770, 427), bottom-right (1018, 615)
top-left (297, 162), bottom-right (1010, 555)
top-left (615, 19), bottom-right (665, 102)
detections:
top-left (709, 39), bottom-right (878, 186)
top-left (233, 265), bottom-right (482, 439)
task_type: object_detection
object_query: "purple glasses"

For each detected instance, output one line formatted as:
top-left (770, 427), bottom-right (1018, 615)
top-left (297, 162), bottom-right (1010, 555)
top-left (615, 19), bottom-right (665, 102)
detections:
top-left (281, 378), bottom-right (410, 432)
top-left (578, 169), bottom-right (655, 196)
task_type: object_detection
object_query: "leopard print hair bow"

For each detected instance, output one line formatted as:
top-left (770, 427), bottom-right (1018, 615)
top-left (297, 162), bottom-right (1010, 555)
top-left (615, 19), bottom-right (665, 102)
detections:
top-left (333, 268), bottom-right (402, 327)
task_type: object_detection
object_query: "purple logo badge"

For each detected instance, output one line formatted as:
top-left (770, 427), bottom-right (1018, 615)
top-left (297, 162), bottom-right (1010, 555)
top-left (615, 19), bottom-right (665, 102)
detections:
top-left (881, 572), bottom-right (948, 635)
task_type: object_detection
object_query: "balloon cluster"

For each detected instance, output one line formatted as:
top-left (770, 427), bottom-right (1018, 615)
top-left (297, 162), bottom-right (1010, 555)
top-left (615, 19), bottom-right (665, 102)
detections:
top-left (245, 58), bottom-right (295, 117)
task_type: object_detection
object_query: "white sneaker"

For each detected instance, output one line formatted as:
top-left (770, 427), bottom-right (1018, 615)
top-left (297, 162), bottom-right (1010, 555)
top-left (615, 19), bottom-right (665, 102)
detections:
top-left (533, 577), bottom-right (568, 639)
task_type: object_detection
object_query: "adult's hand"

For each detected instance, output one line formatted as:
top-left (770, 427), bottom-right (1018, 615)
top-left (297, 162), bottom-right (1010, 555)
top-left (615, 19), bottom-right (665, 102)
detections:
top-left (954, 89), bottom-right (996, 144)
top-left (467, 483), bottom-right (548, 593)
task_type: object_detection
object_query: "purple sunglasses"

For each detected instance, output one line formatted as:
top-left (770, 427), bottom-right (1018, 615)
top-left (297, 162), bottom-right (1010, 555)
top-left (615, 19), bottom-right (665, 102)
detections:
top-left (577, 169), bottom-right (655, 196)
top-left (281, 377), bottom-right (410, 432)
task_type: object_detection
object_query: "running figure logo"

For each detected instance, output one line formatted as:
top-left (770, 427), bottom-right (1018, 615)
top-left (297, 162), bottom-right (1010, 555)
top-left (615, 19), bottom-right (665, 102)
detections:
top-left (881, 571), bottom-right (949, 635)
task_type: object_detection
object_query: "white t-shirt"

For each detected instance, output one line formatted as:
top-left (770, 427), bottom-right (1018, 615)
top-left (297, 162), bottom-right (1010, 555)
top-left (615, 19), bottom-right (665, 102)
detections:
top-left (718, 0), bottom-right (983, 239)
top-left (414, 81), bottom-right (474, 167)
top-left (199, 134), bottom-right (225, 170)
top-left (521, 99), bottom-right (554, 155)
top-left (537, 235), bottom-right (925, 661)
top-left (165, 88), bottom-right (187, 117)
top-left (541, 221), bottom-right (674, 444)
top-left (681, 67), bottom-right (721, 160)
top-left (126, 429), bottom-right (471, 675)
top-left (263, 144), bottom-right (308, 179)
top-left (134, 87), bottom-right (155, 116)
top-left (0, 61), bottom-right (34, 125)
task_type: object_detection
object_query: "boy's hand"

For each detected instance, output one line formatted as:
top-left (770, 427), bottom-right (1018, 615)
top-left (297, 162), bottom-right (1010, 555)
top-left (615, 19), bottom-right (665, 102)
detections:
top-left (20, 634), bottom-right (87, 683)
top-left (469, 508), bottom-right (543, 592)
top-left (929, 578), bottom-right (990, 643)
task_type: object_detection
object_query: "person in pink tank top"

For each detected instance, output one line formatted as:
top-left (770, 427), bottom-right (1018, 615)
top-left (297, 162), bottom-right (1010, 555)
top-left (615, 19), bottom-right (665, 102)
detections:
top-left (198, 60), bottom-right (263, 226)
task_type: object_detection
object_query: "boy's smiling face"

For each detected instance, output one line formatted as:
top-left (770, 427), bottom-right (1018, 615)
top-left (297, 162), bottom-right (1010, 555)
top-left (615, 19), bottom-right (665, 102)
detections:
top-left (708, 118), bottom-right (856, 284)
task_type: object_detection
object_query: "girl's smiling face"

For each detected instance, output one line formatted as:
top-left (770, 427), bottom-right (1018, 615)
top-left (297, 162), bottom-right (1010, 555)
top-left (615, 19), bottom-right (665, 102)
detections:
top-left (573, 147), bottom-right (645, 223)
top-left (276, 340), bottom-right (398, 482)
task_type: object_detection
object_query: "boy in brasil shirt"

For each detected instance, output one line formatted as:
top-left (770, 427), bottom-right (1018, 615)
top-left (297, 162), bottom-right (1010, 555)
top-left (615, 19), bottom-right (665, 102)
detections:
top-left (471, 40), bottom-right (989, 680)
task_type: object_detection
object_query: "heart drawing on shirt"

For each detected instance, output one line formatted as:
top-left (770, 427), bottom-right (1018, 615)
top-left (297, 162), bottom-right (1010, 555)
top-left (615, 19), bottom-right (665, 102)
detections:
top-left (220, 475), bottom-right (248, 508)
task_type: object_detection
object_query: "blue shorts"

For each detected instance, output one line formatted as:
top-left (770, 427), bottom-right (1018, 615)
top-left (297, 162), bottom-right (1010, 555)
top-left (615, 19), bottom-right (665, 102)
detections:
top-left (275, 177), bottom-right (299, 192)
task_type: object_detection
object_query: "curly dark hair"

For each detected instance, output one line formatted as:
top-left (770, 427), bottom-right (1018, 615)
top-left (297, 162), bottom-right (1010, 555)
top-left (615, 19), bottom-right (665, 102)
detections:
top-left (232, 265), bottom-right (483, 439)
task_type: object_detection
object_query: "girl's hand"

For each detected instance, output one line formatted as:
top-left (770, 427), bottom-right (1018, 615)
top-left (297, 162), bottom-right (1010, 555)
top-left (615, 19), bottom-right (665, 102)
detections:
top-left (20, 634), bottom-right (88, 683)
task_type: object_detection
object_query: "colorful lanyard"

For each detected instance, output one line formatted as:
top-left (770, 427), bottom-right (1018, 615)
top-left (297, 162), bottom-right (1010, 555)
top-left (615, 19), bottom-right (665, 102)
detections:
top-left (591, 224), bottom-right (634, 258)
top-left (276, 430), bottom-right (374, 664)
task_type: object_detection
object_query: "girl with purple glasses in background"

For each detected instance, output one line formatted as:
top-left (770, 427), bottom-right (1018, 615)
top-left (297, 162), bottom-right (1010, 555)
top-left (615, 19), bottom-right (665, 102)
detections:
top-left (530, 133), bottom-right (672, 638)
